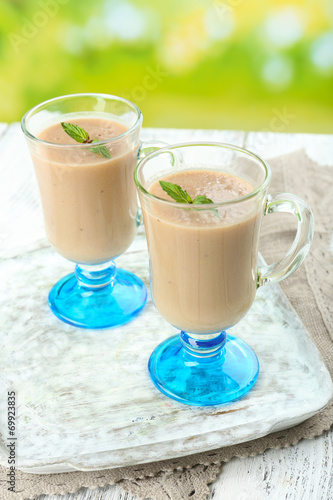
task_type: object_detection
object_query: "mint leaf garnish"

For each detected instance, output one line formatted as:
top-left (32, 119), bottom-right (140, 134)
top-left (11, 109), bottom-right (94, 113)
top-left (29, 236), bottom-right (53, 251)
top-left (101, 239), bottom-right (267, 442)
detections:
top-left (159, 180), bottom-right (220, 218)
top-left (61, 122), bottom-right (112, 159)
top-left (89, 138), bottom-right (112, 159)
top-left (159, 181), bottom-right (192, 204)
top-left (192, 195), bottom-right (214, 204)
top-left (61, 122), bottom-right (89, 143)
top-left (192, 194), bottom-right (220, 218)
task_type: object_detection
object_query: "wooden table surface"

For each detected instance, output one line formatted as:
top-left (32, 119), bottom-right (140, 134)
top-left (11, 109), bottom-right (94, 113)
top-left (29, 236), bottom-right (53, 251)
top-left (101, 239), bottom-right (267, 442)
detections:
top-left (2, 124), bottom-right (332, 500)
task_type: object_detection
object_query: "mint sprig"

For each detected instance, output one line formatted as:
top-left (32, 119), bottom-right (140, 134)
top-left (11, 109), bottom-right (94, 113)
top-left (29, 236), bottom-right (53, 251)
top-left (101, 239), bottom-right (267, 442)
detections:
top-left (61, 122), bottom-right (111, 159)
top-left (159, 180), bottom-right (220, 218)
top-left (158, 181), bottom-right (193, 204)
top-left (61, 122), bottom-right (89, 143)
top-left (89, 138), bottom-right (112, 158)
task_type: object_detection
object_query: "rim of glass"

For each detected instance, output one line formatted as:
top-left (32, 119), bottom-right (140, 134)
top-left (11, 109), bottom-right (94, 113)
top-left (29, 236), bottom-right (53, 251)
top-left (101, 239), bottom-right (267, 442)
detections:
top-left (135, 142), bottom-right (271, 207)
top-left (21, 93), bottom-right (143, 148)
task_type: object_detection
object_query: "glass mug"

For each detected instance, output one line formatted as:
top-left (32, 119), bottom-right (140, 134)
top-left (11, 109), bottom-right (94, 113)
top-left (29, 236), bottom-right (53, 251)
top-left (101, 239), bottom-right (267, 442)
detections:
top-left (22, 93), bottom-right (148, 329)
top-left (135, 142), bottom-right (314, 406)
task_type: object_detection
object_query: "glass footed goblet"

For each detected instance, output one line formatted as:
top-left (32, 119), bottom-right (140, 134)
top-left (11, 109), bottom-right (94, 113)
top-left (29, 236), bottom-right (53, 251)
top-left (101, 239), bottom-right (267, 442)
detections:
top-left (22, 93), bottom-right (147, 329)
top-left (148, 331), bottom-right (259, 406)
top-left (135, 142), bottom-right (314, 405)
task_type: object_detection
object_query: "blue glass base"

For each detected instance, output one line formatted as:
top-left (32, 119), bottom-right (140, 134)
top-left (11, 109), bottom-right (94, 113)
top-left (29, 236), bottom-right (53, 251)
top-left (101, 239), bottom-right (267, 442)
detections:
top-left (148, 333), bottom-right (259, 406)
top-left (49, 265), bottom-right (147, 329)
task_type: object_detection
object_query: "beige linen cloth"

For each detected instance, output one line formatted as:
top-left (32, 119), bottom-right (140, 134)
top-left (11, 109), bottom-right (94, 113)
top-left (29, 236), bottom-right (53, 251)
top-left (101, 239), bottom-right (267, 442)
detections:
top-left (1, 150), bottom-right (332, 500)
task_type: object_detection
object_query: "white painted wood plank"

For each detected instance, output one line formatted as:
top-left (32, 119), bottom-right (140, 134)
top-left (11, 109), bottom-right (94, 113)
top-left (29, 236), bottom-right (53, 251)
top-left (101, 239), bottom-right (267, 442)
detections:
top-left (10, 128), bottom-right (333, 500)
top-left (209, 432), bottom-right (333, 500)
top-left (245, 131), bottom-right (333, 166)
top-left (0, 122), bottom-right (45, 257)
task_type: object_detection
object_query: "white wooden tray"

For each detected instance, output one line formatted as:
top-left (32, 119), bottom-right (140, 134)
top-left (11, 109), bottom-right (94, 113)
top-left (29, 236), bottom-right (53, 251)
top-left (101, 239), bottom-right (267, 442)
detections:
top-left (0, 230), bottom-right (332, 474)
top-left (0, 124), bottom-right (332, 475)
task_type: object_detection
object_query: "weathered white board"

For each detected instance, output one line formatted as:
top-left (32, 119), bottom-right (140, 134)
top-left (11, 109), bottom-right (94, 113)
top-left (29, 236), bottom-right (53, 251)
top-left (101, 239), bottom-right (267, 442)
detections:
top-left (1, 126), bottom-right (332, 500)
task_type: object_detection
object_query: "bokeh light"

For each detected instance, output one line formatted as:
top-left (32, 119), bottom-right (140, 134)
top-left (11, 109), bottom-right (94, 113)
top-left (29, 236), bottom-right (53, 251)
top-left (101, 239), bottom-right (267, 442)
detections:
top-left (0, 0), bottom-right (332, 132)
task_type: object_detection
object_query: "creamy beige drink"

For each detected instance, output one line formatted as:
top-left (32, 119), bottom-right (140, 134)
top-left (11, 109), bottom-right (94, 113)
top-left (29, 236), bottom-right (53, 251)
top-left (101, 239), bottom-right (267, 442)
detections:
top-left (34, 118), bottom-right (138, 264)
top-left (143, 170), bottom-right (261, 333)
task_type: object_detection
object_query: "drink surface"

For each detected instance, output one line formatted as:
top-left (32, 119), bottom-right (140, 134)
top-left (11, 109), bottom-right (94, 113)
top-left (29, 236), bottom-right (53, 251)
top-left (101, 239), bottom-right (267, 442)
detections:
top-left (144, 169), bottom-right (262, 333)
top-left (39, 118), bottom-right (126, 145)
top-left (150, 169), bottom-right (253, 204)
top-left (33, 118), bottom-right (138, 264)
top-left (39, 118), bottom-right (127, 162)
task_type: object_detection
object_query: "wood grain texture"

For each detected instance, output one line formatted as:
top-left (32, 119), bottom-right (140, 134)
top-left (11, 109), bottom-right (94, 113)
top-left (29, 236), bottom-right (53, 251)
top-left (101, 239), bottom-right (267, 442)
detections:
top-left (209, 431), bottom-right (333, 500)
top-left (13, 128), bottom-right (333, 500)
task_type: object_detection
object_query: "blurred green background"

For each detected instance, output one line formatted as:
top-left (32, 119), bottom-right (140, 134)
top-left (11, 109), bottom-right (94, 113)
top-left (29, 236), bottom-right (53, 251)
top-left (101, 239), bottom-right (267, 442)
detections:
top-left (1, 0), bottom-right (333, 132)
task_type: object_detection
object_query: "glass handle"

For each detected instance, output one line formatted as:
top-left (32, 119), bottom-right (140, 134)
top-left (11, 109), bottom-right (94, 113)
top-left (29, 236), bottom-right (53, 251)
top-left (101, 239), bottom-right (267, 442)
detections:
top-left (138, 140), bottom-right (169, 160)
top-left (257, 193), bottom-right (314, 287)
top-left (136, 206), bottom-right (143, 227)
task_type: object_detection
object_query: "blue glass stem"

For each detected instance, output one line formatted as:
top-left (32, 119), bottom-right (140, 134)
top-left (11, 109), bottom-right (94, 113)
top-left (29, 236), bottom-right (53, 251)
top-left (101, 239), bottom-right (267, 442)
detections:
top-left (180, 331), bottom-right (227, 361)
top-left (48, 260), bottom-right (147, 329)
top-left (75, 261), bottom-right (117, 289)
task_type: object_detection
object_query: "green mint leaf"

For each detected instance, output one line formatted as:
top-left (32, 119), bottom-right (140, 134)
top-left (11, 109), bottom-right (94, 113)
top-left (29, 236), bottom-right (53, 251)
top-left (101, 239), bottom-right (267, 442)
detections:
top-left (209, 207), bottom-right (220, 218)
top-left (159, 181), bottom-right (193, 204)
top-left (192, 195), bottom-right (214, 204)
top-left (89, 139), bottom-right (112, 159)
top-left (193, 195), bottom-right (220, 219)
top-left (61, 123), bottom-right (111, 159)
top-left (159, 181), bottom-right (220, 218)
top-left (61, 122), bottom-right (89, 143)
